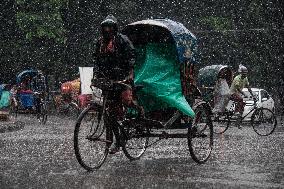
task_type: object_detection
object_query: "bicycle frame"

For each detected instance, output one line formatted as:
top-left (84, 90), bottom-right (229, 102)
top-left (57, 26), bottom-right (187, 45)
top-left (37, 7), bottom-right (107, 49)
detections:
top-left (239, 103), bottom-right (258, 122)
top-left (90, 83), bottom-right (196, 140)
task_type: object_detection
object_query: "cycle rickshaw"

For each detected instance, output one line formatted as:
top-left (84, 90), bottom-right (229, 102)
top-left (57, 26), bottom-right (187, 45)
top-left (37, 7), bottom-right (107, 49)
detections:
top-left (197, 65), bottom-right (233, 106)
top-left (14, 69), bottom-right (48, 124)
top-left (74, 19), bottom-right (213, 171)
top-left (197, 65), bottom-right (277, 135)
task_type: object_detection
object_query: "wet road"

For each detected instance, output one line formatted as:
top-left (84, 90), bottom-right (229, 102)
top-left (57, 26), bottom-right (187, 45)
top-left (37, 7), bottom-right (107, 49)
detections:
top-left (0, 115), bottom-right (283, 189)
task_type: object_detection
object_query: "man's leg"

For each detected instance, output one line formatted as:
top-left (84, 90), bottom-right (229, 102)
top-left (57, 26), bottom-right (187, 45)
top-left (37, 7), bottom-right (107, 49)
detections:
top-left (35, 95), bottom-right (41, 119)
top-left (231, 94), bottom-right (245, 128)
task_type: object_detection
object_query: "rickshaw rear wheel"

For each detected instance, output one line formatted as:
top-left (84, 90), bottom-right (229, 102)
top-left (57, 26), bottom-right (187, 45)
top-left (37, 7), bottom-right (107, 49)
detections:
top-left (121, 121), bottom-right (149, 161)
top-left (188, 102), bottom-right (213, 164)
top-left (74, 104), bottom-right (110, 171)
top-left (121, 107), bottom-right (149, 161)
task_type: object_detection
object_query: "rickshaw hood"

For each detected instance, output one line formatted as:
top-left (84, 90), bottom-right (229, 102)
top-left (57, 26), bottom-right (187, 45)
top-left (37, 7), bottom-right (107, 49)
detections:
top-left (125, 19), bottom-right (198, 64)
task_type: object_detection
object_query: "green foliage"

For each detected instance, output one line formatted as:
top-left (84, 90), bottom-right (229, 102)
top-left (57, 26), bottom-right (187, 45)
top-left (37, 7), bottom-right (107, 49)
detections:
top-left (200, 16), bottom-right (232, 31)
top-left (15, 0), bottom-right (67, 43)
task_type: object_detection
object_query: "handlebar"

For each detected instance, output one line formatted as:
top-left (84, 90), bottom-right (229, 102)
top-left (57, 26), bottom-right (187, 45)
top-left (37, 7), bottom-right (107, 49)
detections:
top-left (90, 78), bottom-right (130, 91)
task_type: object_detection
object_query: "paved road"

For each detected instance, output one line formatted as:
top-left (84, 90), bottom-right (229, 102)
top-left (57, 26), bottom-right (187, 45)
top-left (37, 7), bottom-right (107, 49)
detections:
top-left (0, 115), bottom-right (283, 189)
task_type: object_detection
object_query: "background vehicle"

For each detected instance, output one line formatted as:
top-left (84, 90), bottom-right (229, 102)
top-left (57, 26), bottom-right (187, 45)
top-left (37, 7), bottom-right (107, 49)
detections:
top-left (14, 69), bottom-right (48, 124)
top-left (197, 65), bottom-right (233, 109)
top-left (53, 67), bottom-right (94, 117)
top-left (214, 98), bottom-right (277, 136)
top-left (53, 78), bottom-right (80, 117)
top-left (242, 88), bottom-right (275, 121)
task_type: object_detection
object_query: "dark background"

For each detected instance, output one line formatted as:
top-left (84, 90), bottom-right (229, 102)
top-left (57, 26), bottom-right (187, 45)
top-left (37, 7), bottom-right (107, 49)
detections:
top-left (0, 0), bottom-right (283, 104)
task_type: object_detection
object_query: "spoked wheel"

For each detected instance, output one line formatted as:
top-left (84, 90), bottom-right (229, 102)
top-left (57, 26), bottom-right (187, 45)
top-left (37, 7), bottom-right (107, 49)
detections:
top-left (60, 101), bottom-right (80, 118)
top-left (188, 102), bottom-right (213, 164)
top-left (121, 106), bottom-right (149, 161)
top-left (121, 119), bottom-right (149, 161)
top-left (251, 108), bottom-right (277, 136)
top-left (212, 113), bottom-right (231, 134)
top-left (74, 104), bottom-right (111, 171)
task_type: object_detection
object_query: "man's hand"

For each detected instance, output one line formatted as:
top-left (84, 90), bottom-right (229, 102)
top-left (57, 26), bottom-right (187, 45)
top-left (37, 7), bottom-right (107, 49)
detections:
top-left (91, 78), bottom-right (97, 87)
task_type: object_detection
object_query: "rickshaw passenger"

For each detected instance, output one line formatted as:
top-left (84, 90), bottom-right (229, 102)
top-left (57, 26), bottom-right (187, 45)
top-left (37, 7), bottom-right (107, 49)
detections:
top-left (20, 76), bottom-right (32, 93)
top-left (93, 15), bottom-right (136, 154)
top-left (212, 69), bottom-right (230, 115)
top-left (230, 64), bottom-right (256, 128)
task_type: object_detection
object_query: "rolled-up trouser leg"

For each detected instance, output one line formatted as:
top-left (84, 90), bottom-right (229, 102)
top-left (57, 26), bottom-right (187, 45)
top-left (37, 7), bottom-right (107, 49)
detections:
top-left (105, 113), bottom-right (120, 147)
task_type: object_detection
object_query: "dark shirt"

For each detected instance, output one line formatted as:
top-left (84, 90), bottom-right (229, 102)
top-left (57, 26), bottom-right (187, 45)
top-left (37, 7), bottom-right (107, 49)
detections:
top-left (94, 33), bottom-right (135, 80)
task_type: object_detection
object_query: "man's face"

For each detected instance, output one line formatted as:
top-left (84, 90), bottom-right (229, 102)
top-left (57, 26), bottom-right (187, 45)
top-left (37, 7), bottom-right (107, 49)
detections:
top-left (241, 72), bottom-right (247, 78)
top-left (102, 26), bottom-right (115, 40)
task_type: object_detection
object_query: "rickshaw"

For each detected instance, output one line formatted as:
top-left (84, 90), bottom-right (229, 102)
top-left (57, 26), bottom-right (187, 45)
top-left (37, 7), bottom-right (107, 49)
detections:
top-left (74, 19), bottom-right (213, 171)
top-left (197, 65), bottom-right (233, 106)
top-left (52, 78), bottom-right (80, 117)
top-left (197, 65), bottom-right (277, 135)
top-left (53, 67), bottom-right (94, 117)
top-left (14, 69), bottom-right (48, 124)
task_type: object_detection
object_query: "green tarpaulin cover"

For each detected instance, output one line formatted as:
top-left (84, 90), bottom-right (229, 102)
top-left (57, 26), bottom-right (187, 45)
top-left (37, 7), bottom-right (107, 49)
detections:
top-left (0, 91), bottom-right (11, 109)
top-left (134, 43), bottom-right (195, 118)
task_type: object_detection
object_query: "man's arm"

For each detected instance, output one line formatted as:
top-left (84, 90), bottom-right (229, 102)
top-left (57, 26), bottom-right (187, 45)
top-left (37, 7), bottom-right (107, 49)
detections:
top-left (120, 34), bottom-right (136, 81)
top-left (246, 78), bottom-right (257, 102)
top-left (93, 40), bottom-right (101, 79)
top-left (247, 85), bottom-right (257, 102)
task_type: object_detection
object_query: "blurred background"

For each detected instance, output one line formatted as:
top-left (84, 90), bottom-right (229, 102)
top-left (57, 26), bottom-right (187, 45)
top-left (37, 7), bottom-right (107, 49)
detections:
top-left (0, 0), bottom-right (283, 105)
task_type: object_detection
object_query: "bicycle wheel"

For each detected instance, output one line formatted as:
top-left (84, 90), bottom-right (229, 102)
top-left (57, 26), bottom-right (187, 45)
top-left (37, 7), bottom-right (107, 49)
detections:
top-left (61, 101), bottom-right (80, 118)
top-left (74, 104), bottom-right (110, 171)
top-left (212, 113), bottom-right (231, 134)
top-left (121, 106), bottom-right (149, 161)
top-left (121, 119), bottom-right (149, 161)
top-left (188, 102), bottom-right (213, 164)
top-left (251, 108), bottom-right (277, 136)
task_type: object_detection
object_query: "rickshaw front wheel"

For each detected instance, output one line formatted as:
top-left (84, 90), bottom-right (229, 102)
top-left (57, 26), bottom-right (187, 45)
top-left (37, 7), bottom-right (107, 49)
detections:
top-left (74, 105), bottom-right (110, 171)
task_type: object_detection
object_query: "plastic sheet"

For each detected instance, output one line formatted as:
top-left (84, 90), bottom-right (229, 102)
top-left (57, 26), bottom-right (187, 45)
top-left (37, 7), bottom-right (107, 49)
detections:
top-left (134, 43), bottom-right (195, 118)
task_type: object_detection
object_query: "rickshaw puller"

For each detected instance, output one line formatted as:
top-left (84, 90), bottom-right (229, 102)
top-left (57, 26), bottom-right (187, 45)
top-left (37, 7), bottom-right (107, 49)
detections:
top-left (93, 15), bottom-right (137, 154)
top-left (230, 64), bottom-right (256, 128)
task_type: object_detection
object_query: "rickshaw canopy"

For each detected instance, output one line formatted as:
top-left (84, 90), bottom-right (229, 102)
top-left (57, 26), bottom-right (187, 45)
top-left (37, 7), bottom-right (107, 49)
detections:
top-left (123, 19), bottom-right (198, 64)
top-left (123, 19), bottom-right (197, 118)
top-left (16, 69), bottom-right (38, 84)
top-left (197, 65), bottom-right (233, 88)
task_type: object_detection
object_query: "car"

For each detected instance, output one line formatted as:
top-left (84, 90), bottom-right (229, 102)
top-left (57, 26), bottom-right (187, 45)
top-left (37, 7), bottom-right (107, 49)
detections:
top-left (242, 88), bottom-right (275, 121)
